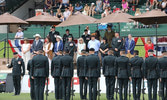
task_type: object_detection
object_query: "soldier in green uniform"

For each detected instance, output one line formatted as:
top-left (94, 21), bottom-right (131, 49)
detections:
top-left (103, 50), bottom-right (116, 100)
top-left (60, 49), bottom-right (74, 100)
top-left (77, 49), bottom-right (88, 100)
top-left (129, 50), bottom-right (144, 100)
top-left (144, 49), bottom-right (159, 100)
top-left (7, 52), bottom-right (25, 96)
top-left (115, 50), bottom-right (131, 100)
top-left (64, 36), bottom-right (75, 57)
top-left (51, 50), bottom-right (63, 100)
top-left (158, 50), bottom-right (167, 100)
top-left (31, 50), bottom-right (49, 100)
top-left (111, 33), bottom-right (123, 57)
top-left (85, 48), bottom-right (101, 100)
top-left (27, 53), bottom-right (37, 100)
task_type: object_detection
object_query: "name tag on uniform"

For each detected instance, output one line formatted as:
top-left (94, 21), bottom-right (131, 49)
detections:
top-left (18, 61), bottom-right (21, 64)
top-left (118, 40), bottom-right (121, 42)
top-left (70, 43), bottom-right (73, 46)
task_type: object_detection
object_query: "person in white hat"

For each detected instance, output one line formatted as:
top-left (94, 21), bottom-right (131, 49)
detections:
top-left (54, 35), bottom-right (63, 56)
top-left (31, 34), bottom-right (43, 54)
top-left (15, 27), bottom-right (24, 39)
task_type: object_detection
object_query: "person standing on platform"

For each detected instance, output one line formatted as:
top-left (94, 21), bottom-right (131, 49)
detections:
top-left (85, 48), bottom-right (101, 100)
top-left (144, 49), bottom-right (159, 100)
top-left (64, 36), bottom-right (75, 57)
top-left (54, 36), bottom-right (64, 56)
top-left (144, 38), bottom-right (154, 58)
top-left (129, 50), bottom-right (144, 100)
top-left (125, 34), bottom-right (135, 56)
top-left (77, 49), bottom-right (88, 100)
top-left (103, 50), bottom-right (116, 100)
top-left (48, 26), bottom-right (60, 44)
top-left (60, 49), bottom-right (74, 100)
top-left (31, 50), bottom-right (49, 100)
top-left (112, 33), bottom-right (123, 57)
top-left (27, 53), bottom-right (37, 100)
top-left (99, 37), bottom-right (109, 62)
top-left (159, 50), bottom-right (167, 100)
top-left (115, 50), bottom-right (131, 100)
top-left (82, 29), bottom-right (91, 52)
top-left (7, 52), bottom-right (25, 96)
top-left (31, 34), bottom-right (43, 54)
top-left (51, 50), bottom-right (63, 100)
top-left (63, 29), bottom-right (74, 44)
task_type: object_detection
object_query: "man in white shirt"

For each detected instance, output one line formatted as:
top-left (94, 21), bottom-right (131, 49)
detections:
top-left (15, 27), bottom-right (24, 39)
top-left (63, 7), bottom-right (71, 20)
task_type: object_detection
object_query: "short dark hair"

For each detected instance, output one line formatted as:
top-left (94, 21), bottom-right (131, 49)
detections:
top-left (108, 50), bottom-right (113, 55)
top-left (84, 29), bottom-right (88, 32)
top-left (66, 29), bottom-right (70, 31)
top-left (81, 49), bottom-right (86, 54)
top-left (134, 50), bottom-right (139, 55)
top-left (89, 48), bottom-right (95, 52)
top-left (64, 49), bottom-right (69, 53)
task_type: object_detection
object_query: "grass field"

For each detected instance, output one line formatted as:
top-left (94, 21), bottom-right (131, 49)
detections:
top-left (0, 93), bottom-right (159, 100)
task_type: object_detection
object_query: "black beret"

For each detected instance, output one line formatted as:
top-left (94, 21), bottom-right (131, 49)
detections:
top-left (84, 29), bottom-right (88, 32)
top-left (134, 50), bottom-right (139, 54)
top-left (148, 49), bottom-right (154, 52)
top-left (13, 52), bottom-right (18, 55)
top-left (51, 26), bottom-right (55, 28)
top-left (81, 49), bottom-right (86, 52)
top-left (89, 48), bottom-right (95, 51)
top-left (64, 49), bottom-right (69, 53)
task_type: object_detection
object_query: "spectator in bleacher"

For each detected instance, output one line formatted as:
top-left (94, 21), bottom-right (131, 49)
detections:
top-left (82, 4), bottom-right (90, 15)
top-left (77, 38), bottom-right (86, 59)
top-left (69, 3), bottom-right (74, 13)
top-left (64, 36), bottom-right (76, 57)
top-left (53, 0), bottom-right (61, 9)
top-left (55, 9), bottom-right (63, 21)
top-left (21, 38), bottom-right (31, 72)
top-left (103, 0), bottom-right (110, 10)
top-left (125, 34), bottom-right (135, 56)
top-left (75, 3), bottom-right (83, 12)
top-left (54, 35), bottom-right (63, 56)
top-left (82, 29), bottom-right (91, 52)
top-left (63, 29), bottom-right (74, 44)
top-left (99, 37), bottom-right (109, 62)
top-left (0, 0), bottom-right (5, 14)
top-left (88, 35), bottom-right (101, 56)
top-left (101, 7), bottom-right (111, 18)
top-left (15, 27), bottom-right (24, 51)
top-left (31, 34), bottom-right (43, 54)
top-left (161, 0), bottom-right (167, 13)
top-left (48, 26), bottom-right (60, 45)
top-left (95, 30), bottom-right (102, 41)
top-left (144, 37), bottom-right (154, 58)
top-left (43, 36), bottom-right (53, 67)
top-left (134, 8), bottom-right (141, 28)
top-left (63, 7), bottom-right (71, 21)
top-left (88, 3), bottom-right (96, 16)
top-left (122, 0), bottom-right (129, 13)
top-left (44, 0), bottom-right (53, 12)
top-left (104, 24), bottom-right (115, 48)
top-left (60, 0), bottom-right (69, 9)
top-left (96, 0), bottom-right (103, 13)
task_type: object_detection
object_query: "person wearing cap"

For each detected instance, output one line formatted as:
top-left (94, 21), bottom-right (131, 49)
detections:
top-left (63, 29), bottom-right (74, 44)
top-left (21, 38), bottom-right (31, 72)
top-left (103, 50), bottom-right (116, 100)
top-left (88, 35), bottom-right (101, 56)
top-left (144, 49), bottom-right (159, 100)
top-left (54, 35), bottom-right (63, 56)
top-left (31, 50), bottom-right (49, 100)
top-left (64, 35), bottom-right (75, 57)
top-left (82, 29), bottom-right (91, 52)
top-left (7, 52), bottom-right (25, 96)
top-left (77, 49), bottom-right (88, 100)
top-left (158, 50), bottom-right (167, 100)
top-left (51, 50), bottom-right (63, 100)
top-left (112, 33), bottom-right (123, 57)
top-left (129, 50), bottom-right (144, 100)
top-left (63, 7), bottom-right (71, 21)
top-left (60, 49), bottom-right (74, 100)
top-left (27, 53), bottom-right (37, 100)
top-left (99, 37), bottom-right (109, 62)
top-left (31, 34), bottom-right (43, 54)
top-left (48, 26), bottom-right (60, 44)
top-left (104, 24), bottom-right (115, 48)
top-left (85, 48), bottom-right (101, 100)
top-left (15, 27), bottom-right (24, 51)
top-left (115, 50), bottom-right (131, 100)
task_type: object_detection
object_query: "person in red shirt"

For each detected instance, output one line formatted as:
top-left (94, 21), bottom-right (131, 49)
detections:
top-left (144, 37), bottom-right (154, 58)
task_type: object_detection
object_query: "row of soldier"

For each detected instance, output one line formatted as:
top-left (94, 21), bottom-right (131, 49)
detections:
top-left (7, 48), bottom-right (167, 100)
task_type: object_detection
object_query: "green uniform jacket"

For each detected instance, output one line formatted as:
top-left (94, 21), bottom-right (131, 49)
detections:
top-left (8, 58), bottom-right (25, 76)
top-left (129, 56), bottom-right (144, 78)
top-left (144, 56), bottom-right (159, 79)
top-left (60, 54), bottom-right (74, 77)
top-left (104, 31), bottom-right (115, 48)
top-left (51, 55), bottom-right (62, 77)
top-left (158, 56), bottom-right (167, 78)
top-left (64, 41), bottom-right (75, 55)
top-left (111, 37), bottom-right (123, 51)
top-left (27, 59), bottom-right (32, 76)
top-left (115, 56), bottom-right (130, 78)
top-left (31, 54), bottom-right (49, 78)
top-left (103, 55), bottom-right (116, 77)
top-left (85, 54), bottom-right (101, 78)
top-left (77, 55), bottom-right (87, 77)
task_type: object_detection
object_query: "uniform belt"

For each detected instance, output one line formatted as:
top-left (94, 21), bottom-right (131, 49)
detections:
top-left (63, 66), bottom-right (69, 68)
top-left (161, 69), bottom-right (167, 71)
top-left (89, 67), bottom-right (97, 69)
top-left (34, 66), bottom-right (45, 69)
top-left (132, 66), bottom-right (141, 70)
top-left (119, 67), bottom-right (127, 70)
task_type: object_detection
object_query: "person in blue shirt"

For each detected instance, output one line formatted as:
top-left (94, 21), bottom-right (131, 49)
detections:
top-left (54, 35), bottom-right (63, 56)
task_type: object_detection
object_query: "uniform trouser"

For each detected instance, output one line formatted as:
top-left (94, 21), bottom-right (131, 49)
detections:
top-left (132, 78), bottom-right (142, 100)
top-left (147, 79), bottom-right (157, 100)
top-left (54, 77), bottom-right (62, 99)
top-left (34, 77), bottom-right (46, 100)
top-left (13, 75), bottom-right (21, 95)
top-left (114, 51), bottom-right (120, 57)
top-left (118, 78), bottom-right (128, 100)
top-left (160, 78), bottom-right (167, 100)
top-left (79, 77), bottom-right (88, 99)
top-left (105, 76), bottom-right (115, 100)
top-left (62, 77), bottom-right (72, 100)
top-left (30, 77), bottom-right (35, 100)
top-left (88, 77), bottom-right (98, 100)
